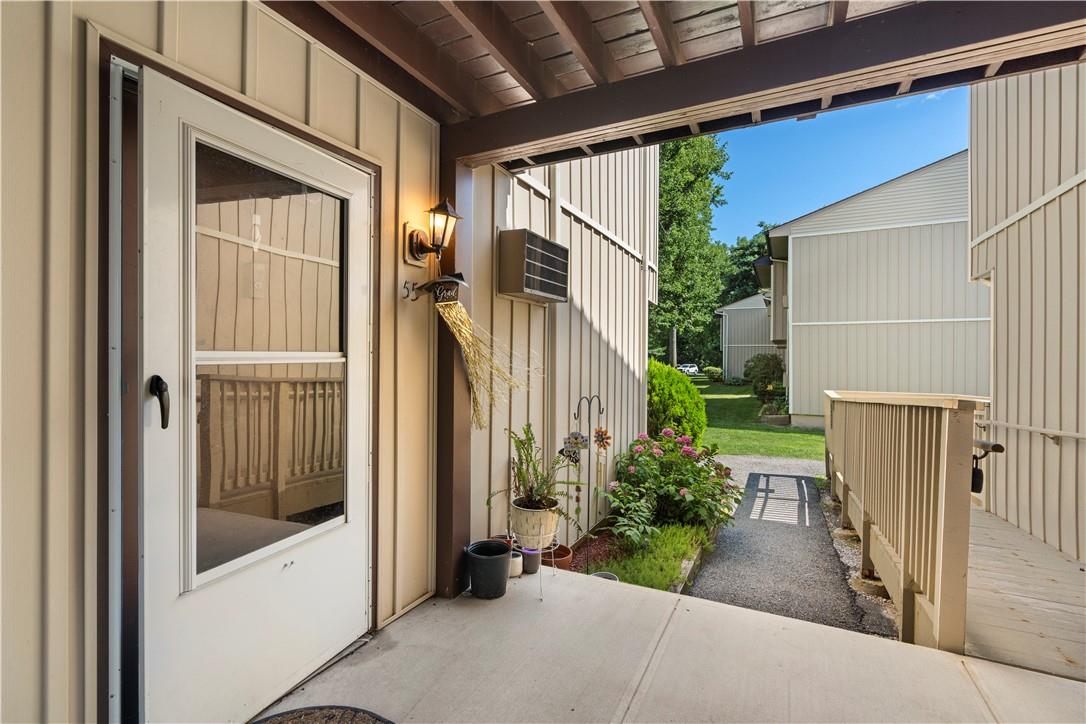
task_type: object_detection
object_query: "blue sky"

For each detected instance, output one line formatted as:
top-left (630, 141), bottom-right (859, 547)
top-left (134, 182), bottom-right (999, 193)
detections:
top-left (710, 87), bottom-right (968, 244)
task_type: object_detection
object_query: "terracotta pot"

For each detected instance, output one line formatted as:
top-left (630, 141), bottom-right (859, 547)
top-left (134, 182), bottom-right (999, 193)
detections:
top-left (510, 498), bottom-right (559, 550)
top-left (542, 544), bottom-right (573, 570)
top-left (490, 534), bottom-right (515, 550)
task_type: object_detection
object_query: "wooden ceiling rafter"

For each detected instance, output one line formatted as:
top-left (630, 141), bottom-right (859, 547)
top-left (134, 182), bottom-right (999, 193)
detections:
top-left (316, 0), bottom-right (503, 118)
top-left (737, 0), bottom-right (756, 47)
top-left (638, 1), bottom-right (687, 67)
top-left (831, 1), bottom-right (850, 26)
top-left (440, 0), bottom-right (566, 101)
top-left (538, 1), bottom-right (625, 85)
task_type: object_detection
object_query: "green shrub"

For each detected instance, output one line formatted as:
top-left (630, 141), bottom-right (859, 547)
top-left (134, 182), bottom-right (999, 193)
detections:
top-left (605, 430), bottom-right (743, 545)
top-left (586, 525), bottom-right (709, 590)
top-left (744, 353), bottom-right (785, 403)
top-left (703, 366), bottom-right (724, 383)
top-left (647, 359), bottom-right (707, 444)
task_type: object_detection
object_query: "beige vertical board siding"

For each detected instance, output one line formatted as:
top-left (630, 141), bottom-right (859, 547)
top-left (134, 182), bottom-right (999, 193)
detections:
top-left (469, 148), bottom-right (656, 547)
top-left (969, 64), bottom-right (1085, 561)
top-left (0, 2), bottom-right (441, 718)
top-left (719, 303), bottom-right (777, 379)
top-left (782, 151), bottom-right (969, 236)
top-left (790, 222), bottom-right (989, 417)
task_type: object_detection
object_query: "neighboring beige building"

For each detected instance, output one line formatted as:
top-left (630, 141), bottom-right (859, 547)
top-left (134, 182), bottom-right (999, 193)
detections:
top-left (766, 151), bottom-right (992, 426)
top-left (969, 63), bottom-right (1085, 563)
top-left (715, 293), bottom-right (777, 380)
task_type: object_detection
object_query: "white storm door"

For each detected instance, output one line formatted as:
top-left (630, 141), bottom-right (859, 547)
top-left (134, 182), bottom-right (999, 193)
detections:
top-left (140, 67), bottom-right (372, 722)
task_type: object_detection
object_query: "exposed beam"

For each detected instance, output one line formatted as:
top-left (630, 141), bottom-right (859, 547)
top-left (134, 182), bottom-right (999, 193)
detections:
top-left (316, 1), bottom-right (501, 117)
top-left (267, 2), bottom-right (464, 123)
top-left (737, 0), bottom-right (757, 48)
top-left (831, 1), bottom-right (849, 27)
top-left (538, 1), bottom-right (623, 85)
top-left (984, 60), bottom-right (1004, 77)
top-left (443, 2), bottom-right (1086, 166)
top-left (639, 1), bottom-right (687, 67)
top-left (440, 1), bottom-right (564, 101)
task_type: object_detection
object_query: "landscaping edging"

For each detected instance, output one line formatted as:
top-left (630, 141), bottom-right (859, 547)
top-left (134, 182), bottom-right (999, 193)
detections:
top-left (669, 525), bottom-right (719, 594)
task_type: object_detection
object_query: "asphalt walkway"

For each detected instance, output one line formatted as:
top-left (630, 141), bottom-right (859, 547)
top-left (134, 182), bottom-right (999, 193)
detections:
top-left (690, 454), bottom-right (895, 636)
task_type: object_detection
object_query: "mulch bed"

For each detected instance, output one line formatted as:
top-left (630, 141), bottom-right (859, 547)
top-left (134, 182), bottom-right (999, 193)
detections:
top-left (570, 529), bottom-right (621, 572)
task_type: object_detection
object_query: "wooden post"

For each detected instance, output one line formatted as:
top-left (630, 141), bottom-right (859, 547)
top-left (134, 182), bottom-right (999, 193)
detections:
top-left (930, 406), bottom-right (974, 653)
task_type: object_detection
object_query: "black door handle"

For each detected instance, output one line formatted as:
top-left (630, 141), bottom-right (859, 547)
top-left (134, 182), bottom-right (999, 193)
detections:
top-left (149, 375), bottom-right (170, 429)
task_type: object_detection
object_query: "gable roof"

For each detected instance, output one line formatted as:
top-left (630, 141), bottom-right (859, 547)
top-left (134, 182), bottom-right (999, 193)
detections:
top-left (716, 293), bottom-right (769, 314)
top-left (767, 150), bottom-right (968, 257)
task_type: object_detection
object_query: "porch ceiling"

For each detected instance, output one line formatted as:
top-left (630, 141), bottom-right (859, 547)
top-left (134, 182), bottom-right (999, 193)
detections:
top-left (287, 1), bottom-right (1086, 171)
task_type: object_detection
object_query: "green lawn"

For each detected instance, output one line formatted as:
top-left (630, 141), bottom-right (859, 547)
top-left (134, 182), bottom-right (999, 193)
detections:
top-left (695, 377), bottom-right (825, 460)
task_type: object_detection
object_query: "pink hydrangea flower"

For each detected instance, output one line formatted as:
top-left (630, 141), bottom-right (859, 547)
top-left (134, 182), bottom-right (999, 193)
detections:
top-left (637, 432), bottom-right (649, 441)
top-left (627, 465), bottom-right (637, 474)
top-left (607, 480), bottom-right (619, 491)
top-left (661, 428), bottom-right (675, 438)
top-left (633, 445), bottom-right (644, 453)
top-left (677, 434), bottom-right (692, 444)
top-left (679, 487), bottom-right (688, 497)
top-left (681, 445), bottom-right (697, 458)
top-left (652, 447), bottom-right (664, 457)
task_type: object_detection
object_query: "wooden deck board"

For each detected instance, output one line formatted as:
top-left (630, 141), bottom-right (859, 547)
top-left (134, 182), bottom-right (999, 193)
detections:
top-left (966, 507), bottom-right (1086, 681)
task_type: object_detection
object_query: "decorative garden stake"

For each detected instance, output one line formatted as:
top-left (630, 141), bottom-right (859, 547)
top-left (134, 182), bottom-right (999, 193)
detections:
top-left (573, 395), bottom-right (606, 525)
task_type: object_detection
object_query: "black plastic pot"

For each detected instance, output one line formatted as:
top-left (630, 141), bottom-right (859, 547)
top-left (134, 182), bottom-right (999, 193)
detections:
top-left (521, 548), bottom-right (541, 574)
top-left (465, 540), bottom-right (511, 599)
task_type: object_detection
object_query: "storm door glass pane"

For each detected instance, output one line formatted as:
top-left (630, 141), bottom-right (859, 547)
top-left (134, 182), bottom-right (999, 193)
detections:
top-left (194, 142), bottom-right (346, 574)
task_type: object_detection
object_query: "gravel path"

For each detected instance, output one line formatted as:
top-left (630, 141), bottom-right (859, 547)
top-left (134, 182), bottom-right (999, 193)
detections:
top-left (689, 454), bottom-right (895, 637)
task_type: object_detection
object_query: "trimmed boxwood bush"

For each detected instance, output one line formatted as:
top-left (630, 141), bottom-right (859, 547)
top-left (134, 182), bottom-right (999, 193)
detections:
top-left (703, 366), bottom-right (724, 383)
top-left (647, 359), bottom-right (707, 444)
top-left (744, 352), bottom-right (785, 404)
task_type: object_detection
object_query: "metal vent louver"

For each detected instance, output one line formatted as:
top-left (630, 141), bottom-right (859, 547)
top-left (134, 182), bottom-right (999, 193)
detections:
top-left (497, 229), bottom-right (569, 304)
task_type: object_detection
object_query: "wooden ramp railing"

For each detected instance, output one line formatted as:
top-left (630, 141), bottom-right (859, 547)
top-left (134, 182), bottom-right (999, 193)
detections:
top-left (824, 391), bottom-right (980, 653)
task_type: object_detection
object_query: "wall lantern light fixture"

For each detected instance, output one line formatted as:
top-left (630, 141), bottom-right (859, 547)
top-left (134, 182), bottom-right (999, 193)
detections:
top-left (407, 198), bottom-right (462, 261)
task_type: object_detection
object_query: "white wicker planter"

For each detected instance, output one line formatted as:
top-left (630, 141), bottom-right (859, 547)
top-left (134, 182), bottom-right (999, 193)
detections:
top-left (510, 498), bottom-right (560, 550)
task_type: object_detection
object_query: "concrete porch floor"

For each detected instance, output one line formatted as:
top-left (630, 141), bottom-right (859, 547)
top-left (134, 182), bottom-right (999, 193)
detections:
top-left (263, 570), bottom-right (1085, 723)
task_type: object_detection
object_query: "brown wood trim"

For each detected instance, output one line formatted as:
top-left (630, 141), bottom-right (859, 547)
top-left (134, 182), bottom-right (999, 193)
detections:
top-left (98, 35), bottom-right (387, 649)
top-left (434, 160), bottom-right (474, 598)
top-left (264, 1), bottom-right (464, 125)
top-left (443, 1), bottom-right (1086, 165)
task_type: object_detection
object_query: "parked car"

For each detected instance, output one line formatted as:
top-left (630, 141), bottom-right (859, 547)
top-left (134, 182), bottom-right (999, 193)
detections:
top-left (677, 363), bottom-right (699, 376)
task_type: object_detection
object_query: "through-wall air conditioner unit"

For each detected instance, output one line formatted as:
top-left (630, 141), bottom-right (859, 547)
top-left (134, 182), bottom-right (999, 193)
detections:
top-left (497, 229), bottom-right (569, 304)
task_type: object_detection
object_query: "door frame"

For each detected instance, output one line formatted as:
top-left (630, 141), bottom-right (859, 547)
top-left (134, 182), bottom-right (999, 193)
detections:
top-left (95, 34), bottom-right (385, 721)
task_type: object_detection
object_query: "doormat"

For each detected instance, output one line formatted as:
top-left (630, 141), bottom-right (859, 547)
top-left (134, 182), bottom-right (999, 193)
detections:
top-left (253, 706), bottom-right (394, 724)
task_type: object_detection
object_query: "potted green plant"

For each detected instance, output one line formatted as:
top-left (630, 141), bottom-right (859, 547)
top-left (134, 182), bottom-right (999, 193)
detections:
top-left (488, 424), bottom-right (580, 550)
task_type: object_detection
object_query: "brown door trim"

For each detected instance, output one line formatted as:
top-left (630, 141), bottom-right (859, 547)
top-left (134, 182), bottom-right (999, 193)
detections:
top-left (96, 37), bottom-right (387, 716)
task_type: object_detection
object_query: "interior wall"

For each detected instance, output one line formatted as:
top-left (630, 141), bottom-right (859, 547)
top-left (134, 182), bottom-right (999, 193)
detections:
top-left (970, 63), bottom-right (1085, 561)
top-left (0, 2), bottom-right (439, 720)
top-left (469, 149), bottom-right (657, 547)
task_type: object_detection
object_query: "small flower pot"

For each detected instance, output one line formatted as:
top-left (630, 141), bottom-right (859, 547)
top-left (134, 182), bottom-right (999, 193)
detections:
top-left (508, 551), bottom-right (523, 577)
top-left (590, 571), bottom-right (619, 581)
top-left (521, 548), bottom-right (541, 574)
top-left (510, 497), bottom-right (560, 550)
top-left (542, 544), bottom-right (573, 570)
top-left (464, 540), bottom-right (511, 599)
top-left (490, 534), bottom-right (515, 550)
